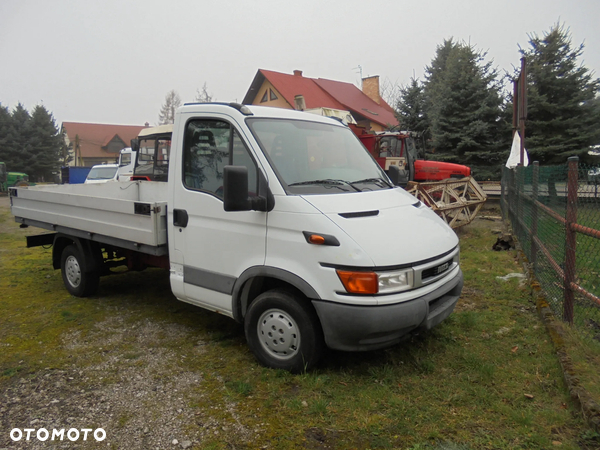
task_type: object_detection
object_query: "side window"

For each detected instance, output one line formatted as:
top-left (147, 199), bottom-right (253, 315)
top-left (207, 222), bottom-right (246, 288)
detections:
top-left (183, 119), bottom-right (258, 199)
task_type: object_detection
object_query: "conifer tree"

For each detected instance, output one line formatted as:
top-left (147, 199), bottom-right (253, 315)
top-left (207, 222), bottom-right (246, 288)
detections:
top-left (28, 105), bottom-right (62, 181)
top-left (396, 77), bottom-right (428, 152)
top-left (423, 39), bottom-right (507, 178)
top-left (424, 39), bottom-right (510, 179)
top-left (0, 104), bottom-right (12, 165)
top-left (520, 23), bottom-right (600, 164)
top-left (4, 103), bottom-right (31, 173)
top-left (0, 103), bottom-right (62, 181)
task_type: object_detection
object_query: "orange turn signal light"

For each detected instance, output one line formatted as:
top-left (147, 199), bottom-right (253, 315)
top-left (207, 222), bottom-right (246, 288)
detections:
top-left (336, 270), bottom-right (378, 294)
top-left (308, 234), bottom-right (326, 245)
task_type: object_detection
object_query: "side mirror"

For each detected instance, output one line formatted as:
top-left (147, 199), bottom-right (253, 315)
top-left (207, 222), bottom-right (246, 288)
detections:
top-left (388, 165), bottom-right (409, 187)
top-left (223, 166), bottom-right (251, 211)
top-left (130, 138), bottom-right (140, 152)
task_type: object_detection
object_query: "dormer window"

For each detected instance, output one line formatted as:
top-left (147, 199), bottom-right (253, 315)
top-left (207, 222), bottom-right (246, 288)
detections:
top-left (260, 89), bottom-right (278, 103)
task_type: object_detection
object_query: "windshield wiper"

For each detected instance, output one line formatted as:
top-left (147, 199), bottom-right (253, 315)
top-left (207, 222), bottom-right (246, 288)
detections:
top-left (287, 179), bottom-right (360, 192)
top-left (350, 178), bottom-right (392, 188)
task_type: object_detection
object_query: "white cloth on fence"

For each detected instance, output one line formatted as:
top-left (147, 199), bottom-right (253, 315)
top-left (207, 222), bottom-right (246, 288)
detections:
top-left (506, 131), bottom-right (529, 169)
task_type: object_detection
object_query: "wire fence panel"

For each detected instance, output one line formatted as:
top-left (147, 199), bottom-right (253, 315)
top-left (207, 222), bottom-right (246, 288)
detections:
top-left (501, 157), bottom-right (600, 338)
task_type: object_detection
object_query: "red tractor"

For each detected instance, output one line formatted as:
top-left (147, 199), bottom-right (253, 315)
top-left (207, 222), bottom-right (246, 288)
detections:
top-left (350, 127), bottom-right (486, 228)
top-left (351, 128), bottom-right (470, 182)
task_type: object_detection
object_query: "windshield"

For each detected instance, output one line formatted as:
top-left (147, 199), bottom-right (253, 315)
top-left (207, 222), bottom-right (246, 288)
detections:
top-left (88, 166), bottom-right (118, 180)
top-left (119, 153), bottom-right (132, 166)
top-left (134, 136), bottom-right (171, 181)
top-left (379, 135), bottom-right (404, 157)
top-left (247, 118), bottom-right (390, 194)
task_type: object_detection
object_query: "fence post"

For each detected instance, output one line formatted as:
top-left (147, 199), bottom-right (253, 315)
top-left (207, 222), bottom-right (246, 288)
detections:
top-left (508, 168), bottom-right (515, 227)
top-left (516, 165), bottom-right (524, 241)
top-left (563, 156), bottom-right (579, 324)
top-left (501, 167), bottom-right (506, 217)
top-left (531, 162), bottom-right (539, 274)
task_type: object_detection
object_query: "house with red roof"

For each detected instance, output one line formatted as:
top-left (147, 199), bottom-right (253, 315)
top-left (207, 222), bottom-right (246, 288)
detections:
top-left (242, 69), bottom-right (399, 132)
top-left (61, 122), bottom-right (148, 167)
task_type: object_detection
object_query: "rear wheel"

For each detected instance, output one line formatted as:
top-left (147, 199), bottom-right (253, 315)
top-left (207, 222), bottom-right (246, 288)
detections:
top-left (244, 289), bottom-right (323, 373)
top-left (60, 244), bottom-right (99, 297)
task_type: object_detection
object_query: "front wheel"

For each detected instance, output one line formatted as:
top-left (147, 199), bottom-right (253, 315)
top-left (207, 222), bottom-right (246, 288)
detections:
top-left (60, 244), bottom-right (99, 297)
top-left (244, 289), bottom-right (324, 373)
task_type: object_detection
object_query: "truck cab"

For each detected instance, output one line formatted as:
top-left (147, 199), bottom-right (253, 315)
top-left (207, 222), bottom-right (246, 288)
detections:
top-left (130, 124), bottom-right (173, 182)
top-left (166, 103), bottom-right (463, 370)
top-left (116, 148), bottom-right (135, 181)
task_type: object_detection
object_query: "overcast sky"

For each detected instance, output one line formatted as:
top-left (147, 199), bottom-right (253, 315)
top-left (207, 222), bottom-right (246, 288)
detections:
top-left (1, 0), bottom-right (599, 127)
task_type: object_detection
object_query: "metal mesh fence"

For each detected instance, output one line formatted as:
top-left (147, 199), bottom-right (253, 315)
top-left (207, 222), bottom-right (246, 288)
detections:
top-left (501, 158), bottom-right (600, 338)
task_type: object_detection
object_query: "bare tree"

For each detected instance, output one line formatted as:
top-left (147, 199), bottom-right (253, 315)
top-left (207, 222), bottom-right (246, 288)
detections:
top-left (194, 82), bottom-right (213, 103)
top-left (379, 76), bottom-right (402, 113)
top-left (158, 90), bottom-right (182, 125)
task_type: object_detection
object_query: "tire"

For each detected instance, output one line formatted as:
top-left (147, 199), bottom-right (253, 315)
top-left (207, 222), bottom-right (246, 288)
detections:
top-left (244, 289), bottom-right (324, 373)
top-left (60, 244), bottom-right (99, 297)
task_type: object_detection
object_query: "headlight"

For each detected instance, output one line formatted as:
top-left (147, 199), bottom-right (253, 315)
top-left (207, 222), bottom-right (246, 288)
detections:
top-left (336, 268), bottom-right (414, 295)
top-left (377, 269), bottom-right (413, 294)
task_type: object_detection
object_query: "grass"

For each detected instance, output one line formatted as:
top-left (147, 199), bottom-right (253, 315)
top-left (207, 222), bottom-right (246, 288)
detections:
top-left (1, 197), bottom-right (599, 449)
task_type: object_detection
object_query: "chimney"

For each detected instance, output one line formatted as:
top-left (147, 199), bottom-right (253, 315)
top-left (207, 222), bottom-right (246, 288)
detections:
top-left (362, 75), bottom-right (381, 105)
top-left (293, 70), bottom-right (303, 77)
top-left (294, 95), bottom-right (306, 111)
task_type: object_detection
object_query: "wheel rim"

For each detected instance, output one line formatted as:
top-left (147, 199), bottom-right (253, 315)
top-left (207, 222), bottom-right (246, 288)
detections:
top-left (65, 255), bottom-right (82, 288)
top-left (257, 308), bottom-right (300, 360)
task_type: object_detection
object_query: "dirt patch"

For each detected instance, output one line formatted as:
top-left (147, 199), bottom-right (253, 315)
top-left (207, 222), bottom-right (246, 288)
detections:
top-left (0, 314), bottom-right (256, 449)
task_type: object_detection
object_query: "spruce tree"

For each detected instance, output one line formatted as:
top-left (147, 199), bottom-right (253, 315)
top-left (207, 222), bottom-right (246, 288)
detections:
top-left (0, 104), bottom-right (63, 181)
top-left (423, 39), bottom-right (506, 178)
top-left (520, 23), bottom-right (600, 164)
top-left (0, 105), bottom-right (12, 166)
top-left (396, 77), bottom-right (429, 152)
top-left (4, 104), bottom-right (32, 173)
top-left (28, 105), bottom-right (62, 181)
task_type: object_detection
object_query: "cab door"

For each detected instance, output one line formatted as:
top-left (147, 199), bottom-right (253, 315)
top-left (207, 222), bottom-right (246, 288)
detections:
top-left (169, 114), bottom-right (267, 315)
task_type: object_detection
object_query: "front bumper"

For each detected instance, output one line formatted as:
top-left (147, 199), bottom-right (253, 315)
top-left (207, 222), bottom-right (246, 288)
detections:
top-left (312, 268), bottom-right (463, 352)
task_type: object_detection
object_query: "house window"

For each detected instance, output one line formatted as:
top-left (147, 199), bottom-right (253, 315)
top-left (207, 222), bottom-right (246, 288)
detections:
top-left (260, 90), bottom-right (269, 103)
top-left (260, 88), bottom-right (279, 103)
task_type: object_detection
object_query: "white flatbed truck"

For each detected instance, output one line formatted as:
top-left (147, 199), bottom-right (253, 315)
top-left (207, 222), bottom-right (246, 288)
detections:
top-left (10, 103), bottom-right (463, 372)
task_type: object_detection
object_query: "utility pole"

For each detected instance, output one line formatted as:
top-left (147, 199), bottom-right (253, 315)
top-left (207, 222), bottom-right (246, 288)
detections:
top-left (512, 57), bottom-right (527, 166)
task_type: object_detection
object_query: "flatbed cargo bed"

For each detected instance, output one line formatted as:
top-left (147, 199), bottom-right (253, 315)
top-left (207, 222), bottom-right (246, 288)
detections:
top-left (10, 181), bottom-right (168, 255)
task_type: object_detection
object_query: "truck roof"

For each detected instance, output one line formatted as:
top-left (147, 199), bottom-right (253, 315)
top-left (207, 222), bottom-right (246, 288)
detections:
top-left (178, 102), bottom-right (347, 126)
top-left (139, 124), bottom-right (173, 138)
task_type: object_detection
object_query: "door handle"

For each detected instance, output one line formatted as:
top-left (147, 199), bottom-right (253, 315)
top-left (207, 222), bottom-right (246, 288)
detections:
top-left (173, 209), bottom-right (189, 227)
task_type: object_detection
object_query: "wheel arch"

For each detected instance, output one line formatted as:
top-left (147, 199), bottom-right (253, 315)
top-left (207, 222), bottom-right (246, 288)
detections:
top-left (52, 234), bottom-right (102, 273)
top-left (231, 266), bottom-right (321, 323)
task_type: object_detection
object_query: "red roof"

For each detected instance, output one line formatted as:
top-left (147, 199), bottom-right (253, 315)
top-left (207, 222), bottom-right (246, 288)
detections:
top-left (256, 69), bottom-right (347, 110)
top-left (61, 122), bottom-right (146, 158)
top-left (243, 69), bottom-right (399, 128)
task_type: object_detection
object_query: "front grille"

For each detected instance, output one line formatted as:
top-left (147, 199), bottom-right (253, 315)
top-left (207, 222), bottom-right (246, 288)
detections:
top-left (422, 258), bottom-right (453, 281)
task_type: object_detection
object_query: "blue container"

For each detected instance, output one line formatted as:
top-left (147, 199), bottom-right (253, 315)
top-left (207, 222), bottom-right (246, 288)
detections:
top-left (61, 167), bottom-right (92, 184)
